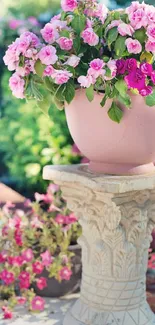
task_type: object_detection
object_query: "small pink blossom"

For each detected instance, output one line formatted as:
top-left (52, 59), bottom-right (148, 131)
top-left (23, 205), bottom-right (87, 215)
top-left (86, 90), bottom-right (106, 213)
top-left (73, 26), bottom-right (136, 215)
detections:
top-left (125, 38), bottom-right (142, 54)
top-left (0, 251), bottom-right (7, 263)
top-left (129, 8), bottom-right (147, 29)
top-left (14, 228), bottom-right (23, 246)
top-left (106, 20), bottom-right (121, 33)
top-left (17, 297), bottom-right (27, 305)
top-left (3, 308), bottom-right (13, 319)
top-left (53, 70), bottom-right (72, 84)
top-left (146, 6), bottom-right (155, 24)
top-left (147, 24), bottom-right (155, 41)
top-left (22, 249), bottom-right (34, 262)
top-left (31, 296), bottom-right (45, 311)
top-left (59, 266), bottom-right (72, 281)
top-left (151, 71), bottom-right (155, 84)
top-left (61, 0), bottom-right (78, 12)
top-left (64, 55), bottom-right (80, 67)
top-left (44, 65), bottom-right (55, 76)
top-left (140, 62), bottom-right (153, 76)
top-left (57, 37), bottom-right (73, 51)
top-left (38, 45), bottom-right (58, 66)
top-left (48, 183), bottom-right (59, 194)
top-left (41, 250), bottom-right (53, 267)
top-left (36, 277), bottom-right (47, 290)
top-left (9, 73), bottom-right (25, 99)
top-left (139, 86), bottom-right (153, 97)
top-left (118, 23), bottom-right (134, 37)
top-left (88, 59), bottom-right (105, 78)
top-left (105, 59), bottom-right (117, 80)
top-left (94, 3), bottom-right (108, 24)
top-left (55, 214), bottom-right (66, 224)
top-left (126, 1), bottom-right (141, 14)
top-left (41, 23), bottom-right (59, 43)
top-left (78, 75), bottom-right (94, 88)
top-left (19, 271), bottom-right (30, 289)
top-left (21, 32), bottom-right (40, 48)
top-left (3, 39), bottom-right (20, 71)
top-left (32, 261), bottom-right (44, 274)
top-left (145, 40), bottom-right (155, 53)
top-left (8, 255), bottom-right (23, 267)
top-left (0, 270), bottom-right (15, 285)
top-left (82, 28), bottom-right (99, 46)
top-left (65, 213), bottom-right (78, 224)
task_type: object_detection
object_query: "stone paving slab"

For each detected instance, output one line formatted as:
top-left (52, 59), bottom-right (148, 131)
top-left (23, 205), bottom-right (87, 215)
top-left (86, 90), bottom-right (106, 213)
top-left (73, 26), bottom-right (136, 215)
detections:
top-left (0, 294), bottom-right (79, 325)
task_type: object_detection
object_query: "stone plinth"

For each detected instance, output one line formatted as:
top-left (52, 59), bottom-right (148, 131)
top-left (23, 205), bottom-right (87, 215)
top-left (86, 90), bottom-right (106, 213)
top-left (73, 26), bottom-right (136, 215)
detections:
top-left (43, 164), bottom-right (155, 325)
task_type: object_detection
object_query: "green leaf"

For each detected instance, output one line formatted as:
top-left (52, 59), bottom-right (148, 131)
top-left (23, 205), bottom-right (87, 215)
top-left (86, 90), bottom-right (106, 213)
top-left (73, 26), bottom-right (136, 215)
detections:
top-left (133, 28), bottom-right (146, 44)
top-left (59, 30), bottom-right (70, 38)
top-left (107, 27), bottom-right (118, 45)
top-left (117, 94), bottom-right (131, 108)
top-left (145, 89), bottom-right (155, 107)
top-left (73, 37), bottom-right (81, 54)
top-left (114, 36), bottom-right (126, 57)
top-left (86, 85), bottom-right (94, 102)
top-left (100, 95), bottom-right (107, 107)
top-left (64, 81), bottom-right (75, 104)
top-left (44, 77), bottom-right (55, 93)
top-left (115, 79), bottom-right (128, 98)
top-left (71, 14), bottom-right (86, 34)
top-left (36, 97), bottom-right (51, 115)
top-left (34, 60), bottom-right (45, 78)
top-left (108, 101), bottom-right (123, 123)
top-left (25, 79), bottom-right (43, 101)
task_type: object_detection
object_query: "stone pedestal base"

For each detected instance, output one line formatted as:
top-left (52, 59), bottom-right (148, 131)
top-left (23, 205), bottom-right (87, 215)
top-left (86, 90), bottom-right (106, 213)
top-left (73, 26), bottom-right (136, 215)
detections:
top-left (43, 164), bottom-right (155, 325)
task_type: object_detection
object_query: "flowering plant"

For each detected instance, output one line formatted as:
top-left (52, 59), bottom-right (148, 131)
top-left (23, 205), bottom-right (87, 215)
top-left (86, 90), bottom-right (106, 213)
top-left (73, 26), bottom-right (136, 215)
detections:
top-left (0, 184), bottom-right (81, 319)
top-left (4, 0), bottom-right (155, 123)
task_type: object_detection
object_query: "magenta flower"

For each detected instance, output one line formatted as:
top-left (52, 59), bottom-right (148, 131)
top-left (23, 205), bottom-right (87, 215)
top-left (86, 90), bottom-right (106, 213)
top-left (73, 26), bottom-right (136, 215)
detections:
top-left (32, 261), bottom-right (44, 274)
top-left (41, 250), bottom-right (53, 267)
top-left (59, 266), bottom-right (72, 281)
top-left (139, 86), bottom-right (153, 97)
top-left (17, 297), bottom-right (27, 305)
top-left (31, 296), bottom-right (45, 311)
top-left (116, 59), bottom-right (127, 75)
top-left (65, 213), bottom-right (78, 224)
top-left (36, 277), bottom-right (47, 290)
top-left (151, 71), bottom-right (155, 84)
top-left (3, 308), bottom-right (13, 319)
top-left (140, 62), bottom-right (153, 76)
top-left (19, 271), bottom-right (30, 289)
top-left (0, 270), bottom-right (15, 285)
top-left (125, 68), bottom-right (146, 91)
top-left (61, 0), bottom-right (78, 12)
top-left (22, 249), bottom-right (34, 262)
top-left (14, 228), bottom-right (23, 246)
top-left (0, 251), bottom-right (7, 263)
top-left (126, 58), bottom-right (137, 72)
top-left (55, 214), bottom-right (66, 224)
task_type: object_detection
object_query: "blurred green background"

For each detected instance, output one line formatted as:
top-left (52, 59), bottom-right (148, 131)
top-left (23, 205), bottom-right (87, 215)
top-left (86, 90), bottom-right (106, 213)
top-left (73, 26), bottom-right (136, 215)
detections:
top-left (0, 0), bottom-right (154, 198)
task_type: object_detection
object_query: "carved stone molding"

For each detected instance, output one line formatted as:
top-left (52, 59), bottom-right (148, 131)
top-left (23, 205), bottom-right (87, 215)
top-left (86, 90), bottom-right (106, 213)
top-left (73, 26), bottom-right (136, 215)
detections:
top-left (43, 165), bottom-right (155, 325)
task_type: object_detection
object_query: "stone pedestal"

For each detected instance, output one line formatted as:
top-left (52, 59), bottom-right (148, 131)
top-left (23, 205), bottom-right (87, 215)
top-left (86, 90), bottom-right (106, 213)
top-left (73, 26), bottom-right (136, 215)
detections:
top-left (43, 164), bottom-right (155, 325)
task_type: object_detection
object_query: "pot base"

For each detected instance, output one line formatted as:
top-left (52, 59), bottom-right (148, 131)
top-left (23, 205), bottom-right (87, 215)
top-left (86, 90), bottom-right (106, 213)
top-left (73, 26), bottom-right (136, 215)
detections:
top-left (89, 161), bottom-right (155, 175)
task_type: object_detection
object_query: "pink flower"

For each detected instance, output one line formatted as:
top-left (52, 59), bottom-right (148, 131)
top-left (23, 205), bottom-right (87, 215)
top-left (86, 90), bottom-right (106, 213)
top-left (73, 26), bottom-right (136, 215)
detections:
top-left (125, 38), bottom-right (142, 54)
top-left (88, 59), bottom-right (105, 78)
top-left (81, 28), bottom-right (99, 46)
top-left (78, 75), bottom-right (94, 88)
top-left (21, 32), bottom-right (40, 48)
top-left (53, 70), bottom-right (72, 84)
top-left (145, 40), bottom-right (155, 53)
top-left (38, 45), bottom-right (58, 66)
top-left (129, 8), bottom-right (147, 29)
top-left (146, 6), bottom-right (155, 24)
top-left (2, 226), bottom-right (9, 236)
top-left (14, 228), bottom-right (23, 246)
top-left (3, 308), bottom-right (13, 319)
top-left (147, 24), bottom-right (155, 41)
top-left (32, 261), bottom-right (44, 274)
top-left (31, 296), bottom-right (45, 311)
top-left (9, 19), bottom-right (22, 30)
top-left (55, 214), bottom-right (66, 224)
top-left (64, 55), bottom-right (80, 67)
top-left (22, 249), bottom-right (34, 262)
top-left (126, 58), bottom-right (137, 72)
top-left (139, 86), bottom-right (153, 97)
top-left (94, 3), bottom-right (108, 24)
top-left (36, 277), bottom-right (47, 290)
top-left (44, 65), bottom-right (55, 76)
top-left (105, 59), bottom-right (117, 80)
top-left (0, 270), bottom-right (15, 285)
top-left (126, 1), bottom-right (141, 14)
top-left (48, 183), bottom-right (59, 194)
top-left (57, 37), bottom-right (73, 51)
top-left (19, 271), bottom-right (30, 289)
top-left (61, 0), bottom-right (78, 12)
top-left (0, 251), bottom-right (7, 263)
top-left (125, 68), bottom-right (146, 91)
top-left (41, 250), bottom-right (53, 267)
top-left (65, 213), bottom-right (78, 224)
top-left (17, 297), bottom-right (27, 305)
top-left (118, 23), bottom-right (134, 37)
top-left (3, 39), bottom-right (20, 71)
top-left (140, 63), bottom-right (153, 76)
top-left (105, 20), bottom-right (121, 33)
top-left (41, 23), bottom-right (59, 43)
top-left (59, 266), bottom-right (72, 281)
top-left (151, 71), bottom-right (155, 84)
top-left (9, 73), bottom-right (25, 99)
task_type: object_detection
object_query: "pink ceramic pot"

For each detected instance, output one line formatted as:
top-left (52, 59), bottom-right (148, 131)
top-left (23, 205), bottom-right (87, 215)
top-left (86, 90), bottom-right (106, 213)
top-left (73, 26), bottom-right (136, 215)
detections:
top-left (65, 89), bottom-right (155, 175)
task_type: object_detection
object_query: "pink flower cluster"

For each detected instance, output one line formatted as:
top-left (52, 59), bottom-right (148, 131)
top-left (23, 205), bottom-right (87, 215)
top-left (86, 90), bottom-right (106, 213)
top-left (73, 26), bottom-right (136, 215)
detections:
top-left (55, 213), bottom-right (78, 225)
top-left (116, 58), bottom-right (155, 96)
